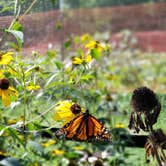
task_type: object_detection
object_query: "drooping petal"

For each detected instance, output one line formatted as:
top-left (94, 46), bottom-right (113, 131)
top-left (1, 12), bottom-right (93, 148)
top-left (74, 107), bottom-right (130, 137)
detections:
top-left (0, 52), bottom-right (13, 65)
top-left (1, 90), bottom-right (11, 106)
top-left (72, 57), bottom-right (83, 65)
top-left (26, 85), bottom-right (40, 91)
top-left (8, 86), bottom-right (18, 97)
top-left (85, 54), bottom-right (92, 63)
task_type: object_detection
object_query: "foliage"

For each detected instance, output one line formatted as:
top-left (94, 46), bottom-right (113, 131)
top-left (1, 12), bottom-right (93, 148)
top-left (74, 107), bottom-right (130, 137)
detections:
top-left (0, 1), bottom-right (166, 166)
top-left (0, 0), bottom-right (59, 16)
top-left (62, 0), bottom-right (165, 9)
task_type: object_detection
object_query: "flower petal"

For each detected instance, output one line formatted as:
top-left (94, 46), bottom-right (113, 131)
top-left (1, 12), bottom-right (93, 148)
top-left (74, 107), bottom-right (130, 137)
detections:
top-left (2, 90), bottom-right (11, 106)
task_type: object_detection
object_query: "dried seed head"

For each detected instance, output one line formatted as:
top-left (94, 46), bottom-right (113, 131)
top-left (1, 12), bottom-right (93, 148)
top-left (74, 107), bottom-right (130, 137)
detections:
top-left (131, 87), bottom-right (159, 113)
top-left (93, 159), bottom-right (103, 166)
top-left (150, 129), bottom-right (166, 145)
top-left (129, 87), bottom-right (161, 133)
top-left (145, 129), bottom-right (166, 163)
top-left (0, 78), bottom-right (10, 90)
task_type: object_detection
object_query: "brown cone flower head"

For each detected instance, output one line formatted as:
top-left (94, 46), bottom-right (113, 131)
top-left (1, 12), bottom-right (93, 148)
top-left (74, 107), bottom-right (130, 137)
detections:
top-left (70, 103), bottom-right (82, 114)
top-left (131, 87), bottom-right (159, 113)
top-left (0, 78), bottom-right (10, 90)
top-left (128, 87), bottom-right (161, 133)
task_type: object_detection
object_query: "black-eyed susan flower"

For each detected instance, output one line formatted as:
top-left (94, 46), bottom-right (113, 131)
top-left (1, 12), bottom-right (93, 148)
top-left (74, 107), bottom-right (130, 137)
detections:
top-left (0, 52), bottom-right (13, 65)
top-left (85, 40), bottom-right (105, 52)
top-left (72, 53), bottom-right (92, 65)
top-left (0, 70), bottom-right (4, 78)
top-left (54, 100), bottom-right (83, 124)
top-left (0, 78), bottom-right (18, 107)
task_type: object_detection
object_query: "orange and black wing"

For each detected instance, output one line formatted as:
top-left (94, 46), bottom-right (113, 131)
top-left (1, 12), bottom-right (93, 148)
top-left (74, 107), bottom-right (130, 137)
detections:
top-left (55, 110), bottom-right (111, 142)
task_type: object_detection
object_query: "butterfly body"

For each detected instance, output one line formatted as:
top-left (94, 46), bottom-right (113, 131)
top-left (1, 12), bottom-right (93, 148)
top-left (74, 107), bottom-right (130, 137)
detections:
top-left (56, 110), bottom-right (111, 142)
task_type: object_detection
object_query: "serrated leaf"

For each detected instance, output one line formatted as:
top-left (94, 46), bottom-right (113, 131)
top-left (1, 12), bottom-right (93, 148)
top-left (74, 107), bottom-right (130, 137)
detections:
top-left (0, 157), bottom-right (21, 166)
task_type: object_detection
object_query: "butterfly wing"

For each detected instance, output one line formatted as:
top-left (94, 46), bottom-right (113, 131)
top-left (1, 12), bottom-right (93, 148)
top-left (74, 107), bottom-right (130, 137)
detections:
top-left (87, 115), bottom-right (111, 141)
top-left (55, 113), bottom-right (86, 140)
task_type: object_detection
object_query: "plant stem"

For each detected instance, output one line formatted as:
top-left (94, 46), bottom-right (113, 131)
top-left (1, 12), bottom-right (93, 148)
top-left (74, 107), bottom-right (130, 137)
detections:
top-left (21, 65), bottom-right (28, 148)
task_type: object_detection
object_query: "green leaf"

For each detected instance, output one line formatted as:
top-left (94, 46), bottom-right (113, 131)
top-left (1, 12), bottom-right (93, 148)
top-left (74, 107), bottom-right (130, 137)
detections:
top-left (91, 48), bottom-right (101, 60)
top-left (65, 152), bottom-right (80, 159)
top-left (28, 141), bottom-right (44, 155)
top-left (80, 74), bottom-right (94, 81)
top-left (51, 0), bottom-right (57, 5)
top-left (64, 38), bottom-right (72, 48)
top-left (0, 158), bottom-right (21, 166)
top-left (0, 126), bottom-right (9, 136)
top-left (45, 73), bottom-right (58, 87)
top-left (47, 50), bottom-right (56, 58)
top-left (55, 61), bottom-right (63, 70)
top-left (5, 29), bottom-right (24, 48)
top-left (8, 42), bottom-right (20, 51)
top-left (11, 21), bottom-right (23, 31)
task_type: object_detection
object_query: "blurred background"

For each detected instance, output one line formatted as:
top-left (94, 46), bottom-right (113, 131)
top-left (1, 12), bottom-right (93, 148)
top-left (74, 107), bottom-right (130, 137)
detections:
top-left (0, 0), bottom-right (166, 54)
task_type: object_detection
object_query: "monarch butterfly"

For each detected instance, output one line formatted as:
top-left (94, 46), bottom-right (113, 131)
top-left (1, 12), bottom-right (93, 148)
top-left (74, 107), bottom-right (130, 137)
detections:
top-left (55, 110), bottom-right (111, 142)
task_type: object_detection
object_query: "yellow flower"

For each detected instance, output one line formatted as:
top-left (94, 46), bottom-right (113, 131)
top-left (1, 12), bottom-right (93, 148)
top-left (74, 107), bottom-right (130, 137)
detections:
top-left (26, 85), bottom-right (40, 91)
top-left (52, 149), bottom-right (65, 156)
top-left (54, 100), bottom-right (83, 124)
top-left (7, 116), bottom-right (24, 125)
top-left (0, 70), bottom-right (5, 78)
top-left (72, 54), bottom-right (92, 65)
top-left (0, 52), bottom-right (13, 65)
top-left (0, 78), bottom-right (18, 107)
top-left (7, 119), bottom-right (17, 125)
top-left (81, 34), bottom-right (92, 42)
top-left (73, 146), bottom-right (84, 151)
top-left (29, 162), bottom-right (40, 166)
top-left (8, 68), bottom-right (18, 76)
top-left (115, 123), bottom-right (125, 128)
top-left (85, 40), bottom-right (105, 52)
top-left (41, 139), bottom-right (56, 147)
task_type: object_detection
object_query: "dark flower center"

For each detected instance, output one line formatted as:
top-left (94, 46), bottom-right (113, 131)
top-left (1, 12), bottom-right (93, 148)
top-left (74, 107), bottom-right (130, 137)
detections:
top-left (0, 78), bottom-right (10, 89)
top-left (70, 103), bottom-right (81, 114)
top-left (131, 86), bottom-right (159, 112)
